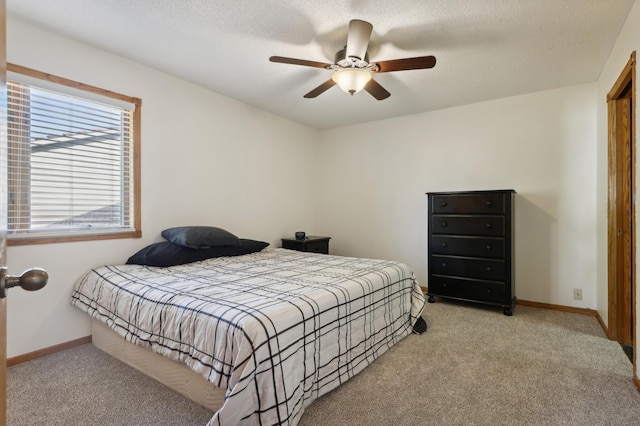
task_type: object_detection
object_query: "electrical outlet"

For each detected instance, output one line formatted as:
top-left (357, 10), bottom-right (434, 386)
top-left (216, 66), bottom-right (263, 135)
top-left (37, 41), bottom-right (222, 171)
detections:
top-left (573, 288), bottom-right (583, 300)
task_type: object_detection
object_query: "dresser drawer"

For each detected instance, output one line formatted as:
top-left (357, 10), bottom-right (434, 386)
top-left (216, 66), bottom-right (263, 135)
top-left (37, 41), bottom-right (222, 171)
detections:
top-left (431, 193), bottom-right (505, 214)
top-left (431, 235), bottom-right (505, 259)
top-left (430, 255), bottom-right (505, 281)
top-left (429, 276), bottom-right (506, 304)
top-left (431, 215), bottom-right (505, 236)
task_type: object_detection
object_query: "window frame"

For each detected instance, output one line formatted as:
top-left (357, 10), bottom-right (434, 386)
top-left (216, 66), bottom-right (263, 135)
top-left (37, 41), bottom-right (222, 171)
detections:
top-left (6, 63), bottom-right (142, 246)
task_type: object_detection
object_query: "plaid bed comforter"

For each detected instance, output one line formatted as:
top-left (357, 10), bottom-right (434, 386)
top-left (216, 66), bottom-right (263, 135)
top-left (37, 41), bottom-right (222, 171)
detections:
top-left (71, 248), bottom-right (425, 425)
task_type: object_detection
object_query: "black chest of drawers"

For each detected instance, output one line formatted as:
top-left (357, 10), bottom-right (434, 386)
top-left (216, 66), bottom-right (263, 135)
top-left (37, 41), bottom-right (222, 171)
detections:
top-left (426, 190), bottom-right (515, 316)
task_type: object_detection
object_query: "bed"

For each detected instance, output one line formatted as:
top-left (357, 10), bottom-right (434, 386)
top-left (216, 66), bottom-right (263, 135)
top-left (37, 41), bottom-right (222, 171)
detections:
top-left (71, 243), bottom-right (426, 425)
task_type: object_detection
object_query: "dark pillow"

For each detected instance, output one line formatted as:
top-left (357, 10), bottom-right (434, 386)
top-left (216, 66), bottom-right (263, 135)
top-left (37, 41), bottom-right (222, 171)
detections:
top-left (126, 239), bottom-right (269, 267)
top-left (238, 239), bottom-right (270, 254)
top-left (126, 242), bottom-right (243, 267)
top-left (161, 226), bottom-right (239, 249)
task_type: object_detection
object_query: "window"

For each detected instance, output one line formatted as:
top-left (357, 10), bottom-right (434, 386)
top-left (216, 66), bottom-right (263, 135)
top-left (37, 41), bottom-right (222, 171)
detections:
top-left (7, 64), bottom-right (141, 245)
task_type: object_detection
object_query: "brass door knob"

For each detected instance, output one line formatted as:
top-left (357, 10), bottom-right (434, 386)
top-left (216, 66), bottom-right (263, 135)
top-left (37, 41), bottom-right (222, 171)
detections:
top-left (0, 267), bottom-right (48, 298)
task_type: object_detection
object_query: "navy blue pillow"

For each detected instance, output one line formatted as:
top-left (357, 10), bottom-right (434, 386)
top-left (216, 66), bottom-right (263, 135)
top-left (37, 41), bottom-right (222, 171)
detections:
top-left (161, 226), bottom-right (239, 249)
top-left (126, 242), bottom-right (241, 267)
top-left (238, 238), bottom-right (269, 254)
top-left (126, 239), bottom-right (269, 267)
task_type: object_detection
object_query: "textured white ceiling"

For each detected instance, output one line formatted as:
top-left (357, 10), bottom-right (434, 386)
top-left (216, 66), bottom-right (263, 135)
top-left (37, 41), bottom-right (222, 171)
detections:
top-left (7, 0), bottom-right (636, 129)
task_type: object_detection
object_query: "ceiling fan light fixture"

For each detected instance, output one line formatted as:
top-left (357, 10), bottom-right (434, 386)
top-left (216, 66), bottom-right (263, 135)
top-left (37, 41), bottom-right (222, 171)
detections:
top-left (270, 20), bottom-right (435, 100)
top-left (332, 68), bottom-right (371, 95)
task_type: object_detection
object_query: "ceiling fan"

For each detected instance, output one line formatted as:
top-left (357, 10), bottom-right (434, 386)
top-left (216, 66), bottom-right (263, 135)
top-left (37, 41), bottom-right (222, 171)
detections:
top-left (269, 19), bottom-right (436, 100)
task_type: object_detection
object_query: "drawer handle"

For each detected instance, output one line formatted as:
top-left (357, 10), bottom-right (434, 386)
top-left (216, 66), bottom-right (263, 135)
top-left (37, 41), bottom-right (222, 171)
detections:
top-left (486, 200), bottom-right (493, 206)
top-left (442, 283), bottom-right (447, 288)
top-left (441, 201), bottom-right (448, 206)
top-left (441, 262), bottom-right (447, 268)
top-left (485, 223), bottom-right (492, 228)
top-left (441, 242), bottom-right (448, 248)
top-left (486, 245), bottom-right (492, 250)
top-left (487, 289), bottom-right (492, 294)
top-left (486, 266), bottom-right (492, 271)
top-left (441, 222), bottom-right (447, 227)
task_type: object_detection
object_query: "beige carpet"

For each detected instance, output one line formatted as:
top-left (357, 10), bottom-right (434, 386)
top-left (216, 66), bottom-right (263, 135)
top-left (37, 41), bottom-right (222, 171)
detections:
top-left (8, 301), bottom-right (640, 425)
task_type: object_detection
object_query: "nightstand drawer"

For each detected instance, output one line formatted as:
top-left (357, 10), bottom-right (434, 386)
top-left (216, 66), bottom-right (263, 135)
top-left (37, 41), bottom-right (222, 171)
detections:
top-left (281, 236), bottom-right (331, 254)
top-left (430, 255), bottom-right (505, 281)
top-left (431, 236), bottom-right (505, 258)
top-left (304, 240), bottom-right (329, 254)
top-left (429, 276), bottom-right (506, 304)
top-left (431, 215), bottom-right (505, 236)
top-left (431, 193), bottom-right (505, 214)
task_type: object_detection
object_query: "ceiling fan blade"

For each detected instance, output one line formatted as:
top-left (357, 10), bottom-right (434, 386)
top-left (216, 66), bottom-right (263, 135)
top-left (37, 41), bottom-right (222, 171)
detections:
top-left (364, 78), bottom-right (391, 100)
top-left (269, 56), bottom-right (332, 69)
top-left (345, 19), bottom-right (373, 61)
top-left (303, 79), bottom-right (337, 98)
top-left (373, 55), bottom-right (436, 73)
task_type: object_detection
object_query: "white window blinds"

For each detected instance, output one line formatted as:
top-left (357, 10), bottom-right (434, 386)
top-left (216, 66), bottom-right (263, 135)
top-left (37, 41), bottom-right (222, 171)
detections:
top-left (7, 80), bottom-right (135, 237)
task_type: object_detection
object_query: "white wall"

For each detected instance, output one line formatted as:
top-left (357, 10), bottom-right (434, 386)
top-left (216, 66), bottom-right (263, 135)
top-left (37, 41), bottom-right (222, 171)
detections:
top-left (5, 18), bottom-right (320, 357)
top-left (316, 84), bottom-right (598, 309)
top-left (596, 0), bottom-right (640, 382)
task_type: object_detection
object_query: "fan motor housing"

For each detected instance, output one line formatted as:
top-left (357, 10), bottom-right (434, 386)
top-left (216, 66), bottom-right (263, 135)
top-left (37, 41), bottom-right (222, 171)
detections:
top-left (335, 47), bottom-right (369, 68)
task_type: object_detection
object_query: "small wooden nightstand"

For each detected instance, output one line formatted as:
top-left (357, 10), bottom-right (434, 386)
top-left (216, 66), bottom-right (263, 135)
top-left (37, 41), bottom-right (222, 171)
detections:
top-left (281, 236), bottom-right (331, 254)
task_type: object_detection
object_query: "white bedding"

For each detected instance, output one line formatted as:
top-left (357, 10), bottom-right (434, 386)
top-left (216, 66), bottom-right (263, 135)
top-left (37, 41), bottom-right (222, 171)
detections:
top-left (71, 248), bottom-right (425, 425)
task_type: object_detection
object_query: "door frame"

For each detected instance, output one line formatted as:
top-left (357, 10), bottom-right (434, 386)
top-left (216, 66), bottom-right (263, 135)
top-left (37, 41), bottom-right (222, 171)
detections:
top-left (1, 0), bottom-right (8, 423)
top-left (607, 51), bottom-right (636, 378)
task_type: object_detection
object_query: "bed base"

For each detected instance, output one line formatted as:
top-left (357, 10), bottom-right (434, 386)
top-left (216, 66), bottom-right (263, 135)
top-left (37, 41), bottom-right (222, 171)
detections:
top-left (91, 320), bottom-right (225, 411)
